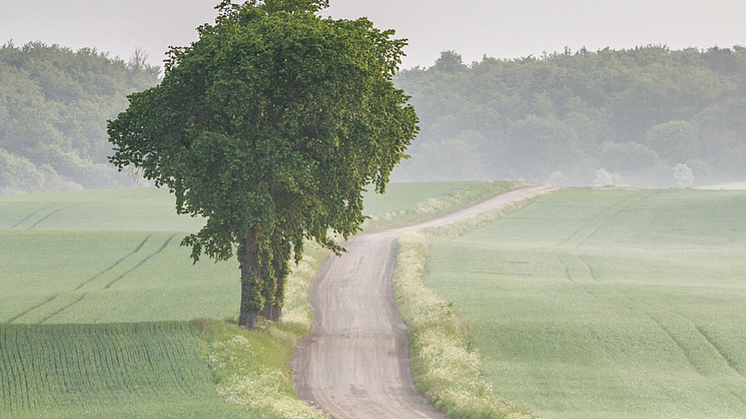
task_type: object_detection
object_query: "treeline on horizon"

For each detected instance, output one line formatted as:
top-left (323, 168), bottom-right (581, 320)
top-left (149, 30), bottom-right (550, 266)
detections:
top-left (0, 42), bottom-right (159, 195)
top-left (393, 45), bottom-right (746, 187)
top-left (2, 42), bottom-right (745, 194)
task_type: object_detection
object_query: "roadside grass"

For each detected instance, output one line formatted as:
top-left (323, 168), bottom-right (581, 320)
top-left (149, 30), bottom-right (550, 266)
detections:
top-left (195, 319), bottom-right (326, 419)
top-left (393, 196), bottom-right (540, 419)
top-left (422, 188), bottom-right (746, 419)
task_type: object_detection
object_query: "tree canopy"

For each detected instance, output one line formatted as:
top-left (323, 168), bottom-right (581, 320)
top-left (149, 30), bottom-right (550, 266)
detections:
top-left (394, 46), bottom-right (746, 187)
top-left (0, 42), bottom-right (160, 194)
top-left (108, 0), bottom-right (418, 329)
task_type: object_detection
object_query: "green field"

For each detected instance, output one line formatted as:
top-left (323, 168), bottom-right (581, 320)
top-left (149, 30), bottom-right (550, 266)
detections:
top-left (0, 183), bottom-right (501, 324)
top-left (0, 322), bottom-right (252, 419)
top-left (423, 189), bottom-right (746, 419)
top-left (0, 182), bottom-right (505, 418)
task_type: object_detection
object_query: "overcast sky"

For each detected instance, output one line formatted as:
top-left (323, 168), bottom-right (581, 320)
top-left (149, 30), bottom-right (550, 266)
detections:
top-left (1, 0), bottom-right (744, 70)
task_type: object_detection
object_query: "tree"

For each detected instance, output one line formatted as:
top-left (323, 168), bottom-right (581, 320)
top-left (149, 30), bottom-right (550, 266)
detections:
top-left (646, 120), bottom-right (699, 164)
top-left (673, 163), bottom-right (695, 187)
top-left (107, 0), bottom-right (418, 329)
top-left (431, 50), bottom-right (467, 73)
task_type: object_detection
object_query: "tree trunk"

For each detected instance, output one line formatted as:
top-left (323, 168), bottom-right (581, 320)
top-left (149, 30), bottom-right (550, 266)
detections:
top-left (260, 251), bottom-right (286, 322)
top-left (238, 226), bottom-right (262, 329)
top-left (270, 305), bottom-right (282, 322)
top-left (270, 267), bottom-right (285, 322)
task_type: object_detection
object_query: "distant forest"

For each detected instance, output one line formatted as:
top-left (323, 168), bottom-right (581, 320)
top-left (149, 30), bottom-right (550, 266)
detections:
top-left (2, 42), bottom-right (745, 193)
top-left (0, 42), bottom-right (159, 194)
top-left (393, 45), bottom-right (746, 187)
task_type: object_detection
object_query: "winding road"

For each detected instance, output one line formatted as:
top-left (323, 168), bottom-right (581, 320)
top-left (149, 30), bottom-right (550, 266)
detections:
top-left (292, 186), bottom-right (557, 419)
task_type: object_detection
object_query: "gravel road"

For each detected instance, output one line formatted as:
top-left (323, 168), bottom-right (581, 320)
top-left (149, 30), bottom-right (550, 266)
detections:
top-left (292, 186), bottom-right (557, 419)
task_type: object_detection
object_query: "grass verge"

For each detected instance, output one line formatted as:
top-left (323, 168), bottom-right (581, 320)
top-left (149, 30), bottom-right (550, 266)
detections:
top-left (393, 196), bottom-right (541, 419)
top-left (195, 241), bottom-right (329, 419)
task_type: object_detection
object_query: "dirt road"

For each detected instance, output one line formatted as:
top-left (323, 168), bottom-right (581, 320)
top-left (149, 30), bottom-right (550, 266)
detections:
top-left (292, 186), bottom-right (556, 419)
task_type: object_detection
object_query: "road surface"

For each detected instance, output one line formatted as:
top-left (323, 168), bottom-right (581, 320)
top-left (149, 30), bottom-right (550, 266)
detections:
top-left (292, 186), bottom-right (556, 419)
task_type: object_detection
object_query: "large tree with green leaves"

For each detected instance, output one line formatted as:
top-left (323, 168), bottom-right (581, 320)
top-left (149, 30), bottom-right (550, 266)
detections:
top-left (107, 0), bottom-right (418, 329)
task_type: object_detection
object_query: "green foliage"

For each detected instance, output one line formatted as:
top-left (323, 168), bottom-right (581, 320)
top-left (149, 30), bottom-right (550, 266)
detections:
top-left (0, 322), bottom-right (253, 419)
top-left (0, 42), bottom-right (160, 194)
top-left (424, 189), bottom-right (746, 419)
top-left (646, 120), bottom-right (699, 163)
top-left (394, 45), bottom-right (746, 187)
top-left (431, 50), bottom-right (468, 73)
top-left (108, 0), bottom-right (418, 327)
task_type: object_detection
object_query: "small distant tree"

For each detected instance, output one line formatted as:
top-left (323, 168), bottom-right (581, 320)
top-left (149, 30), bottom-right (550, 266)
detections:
top-left (107, 0), bottom-right (418, 329)
top-left (593, 168), bottom-right (612, 187)
top-left (431, 50), bottom-right (467, 73)
top-left (673, 163), bottom-right (695, 187)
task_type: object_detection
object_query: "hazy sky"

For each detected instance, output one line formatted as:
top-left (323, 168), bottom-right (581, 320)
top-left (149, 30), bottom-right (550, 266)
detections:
top-left (1, 0), bottom-right (744, 70)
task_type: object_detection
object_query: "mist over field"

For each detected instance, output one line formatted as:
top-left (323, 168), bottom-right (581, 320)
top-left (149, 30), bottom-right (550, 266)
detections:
top-left (2, 42), bottom-right (746, 194)
top-left (2, 1), bottom-right (746, 193)
top-left (391, 47), bottom-right (746, 188)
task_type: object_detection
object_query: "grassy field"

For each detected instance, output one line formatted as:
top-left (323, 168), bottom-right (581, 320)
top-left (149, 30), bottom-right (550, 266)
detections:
top-left (0, 230), bottom-right (240, 324)
top-left (423, 188), bottom-right (746, 419)
top-left (0, 181), bottom-right (510, 418)
top-left (0, 322), bottom-right (252, 419)
top-left (0, 182), bottom-right (506, 324)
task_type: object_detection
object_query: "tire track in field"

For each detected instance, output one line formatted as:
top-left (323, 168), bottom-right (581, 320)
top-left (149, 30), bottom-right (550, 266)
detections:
top-left (694, 325), bottom-right (746, 379)
top-left (556, 195), bottom-right (635, 246)
top-left (74, 233), bottom-right (155, 291)
top-left (557, 192), bottom-right (653, 248)
top-left (39, 294), bottom-right (86, 324)
top-left (103, 234), bottom-right (177, 289)
top-left (26, 206), bottom-right (73, 229)
top-left (575, 194), bottom-right (654, 248)
top-left (561, 249), bottom-right (746, 406)
top-left (645, 310), bottom-right (746, 408)
top-left (553, 252), bottom-right (597, 298)
top-left (9, 207), bottom-right (49, 230)
top-left (5, 294), bottom-right (60, 323)
top-left (8, 234), bottom-right (174, 323)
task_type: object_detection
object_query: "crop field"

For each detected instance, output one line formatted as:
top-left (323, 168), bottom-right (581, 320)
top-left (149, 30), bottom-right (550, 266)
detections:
top-left (0, 229), bottom-right (240, 324)
top-left (423, 189), bottom-right (746, 419)
top-left (0, 322), bottom-right (252, 419)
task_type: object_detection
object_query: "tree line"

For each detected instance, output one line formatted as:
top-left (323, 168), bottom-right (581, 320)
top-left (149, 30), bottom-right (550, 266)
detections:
top-left (393, 45), bottom-right (746, 187)
top-left (0, 42), bottom-right (160, 194)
